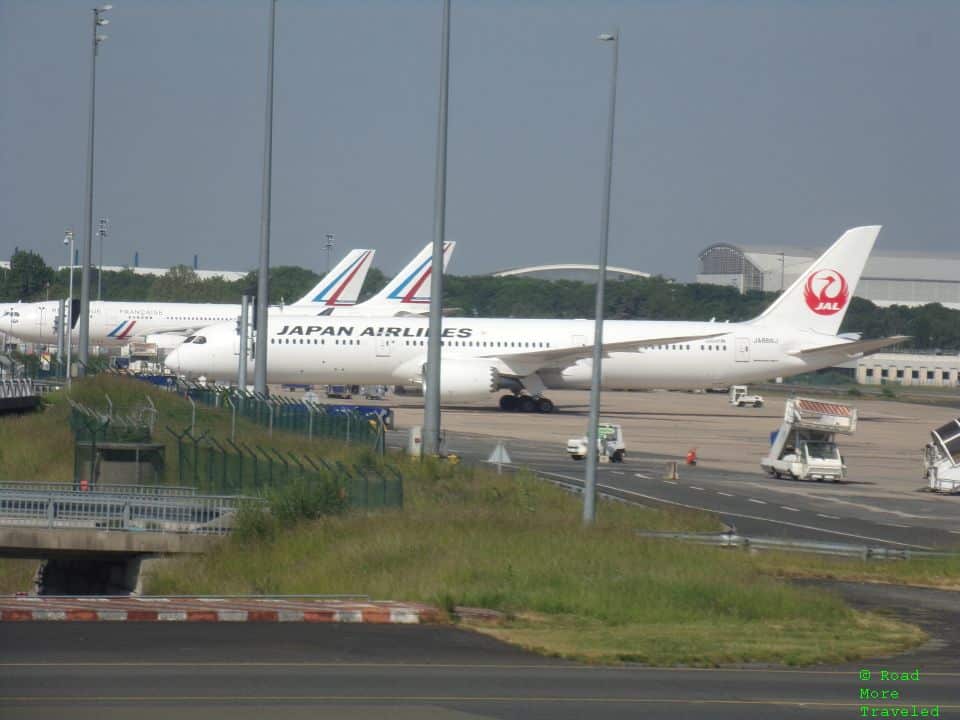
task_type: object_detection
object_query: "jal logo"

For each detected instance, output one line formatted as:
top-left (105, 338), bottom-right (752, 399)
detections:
top-left (803, 269), bottom-right (849, 316)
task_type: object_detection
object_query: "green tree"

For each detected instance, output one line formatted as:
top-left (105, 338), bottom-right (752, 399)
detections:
top-left (2, 250), bottom-right (54, 301)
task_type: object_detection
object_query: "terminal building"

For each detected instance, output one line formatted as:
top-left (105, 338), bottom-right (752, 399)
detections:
top-left (855, 352), bottom-right (960, 388)
top-left (697, 244), bottom-right (960, 310)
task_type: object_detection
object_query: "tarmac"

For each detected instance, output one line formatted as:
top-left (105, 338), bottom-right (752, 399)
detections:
top-left (382, 389), bottom-right (960, 548)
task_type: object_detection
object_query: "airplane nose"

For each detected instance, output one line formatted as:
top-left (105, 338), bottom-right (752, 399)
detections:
top-left (165, 348), bottom-right (181, 372)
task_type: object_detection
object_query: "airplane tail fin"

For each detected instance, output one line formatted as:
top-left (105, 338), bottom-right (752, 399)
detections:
top-left (349, 241), bottom-right (455, 314)
top-left (750, 225), bottom-right (880, 335)
top-left (290, 249), bottom-right (375, 307)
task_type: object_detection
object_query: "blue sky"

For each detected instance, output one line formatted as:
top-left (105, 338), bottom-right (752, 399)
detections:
top-left (1, 0), bottom-right (958, 281)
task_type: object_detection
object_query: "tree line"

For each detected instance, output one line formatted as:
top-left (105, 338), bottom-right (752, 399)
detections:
top-left (2, 249), bottom-right (959, 350)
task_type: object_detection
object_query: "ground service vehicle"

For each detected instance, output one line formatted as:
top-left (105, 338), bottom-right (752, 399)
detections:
top-left (567, 423), bottom-right (625, 462)
top-left (729, 385), bottom-right (764, 407)
top-left (923, 417), bottom-right (960, 493)
top-left (761, 397), bottom-right (857, 482)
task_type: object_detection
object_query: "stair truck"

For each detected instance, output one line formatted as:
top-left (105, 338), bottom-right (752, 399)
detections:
top-left (761, 397), bottom-right (858, 482)
top-left (923, 417), bottom-right (960, 494)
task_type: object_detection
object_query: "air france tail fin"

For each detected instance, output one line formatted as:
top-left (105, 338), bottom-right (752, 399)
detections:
top-left (339, 241), bottom-right (455, 316)
top-left (750, 225), bottom-right (880, 335)
top-left (290, 249), bottom-right (375, 307)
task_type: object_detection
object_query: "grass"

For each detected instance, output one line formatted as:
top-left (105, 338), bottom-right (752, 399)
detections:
top-left (0, 375), bottom-right (949, 665)
top-left (145, 460), bottom-right (927, 666)
top-left (0, 560), bottom-right (38, 593)
top-left (752, 551), bottom-right (960, 591)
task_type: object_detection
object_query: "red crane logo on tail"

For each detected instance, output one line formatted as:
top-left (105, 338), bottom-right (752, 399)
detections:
top-left (803, 269), bottom-right (849, 316)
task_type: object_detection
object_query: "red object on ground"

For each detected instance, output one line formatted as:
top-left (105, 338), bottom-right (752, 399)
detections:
top-left (685, 449), bottom-right (697, 465)
top-left (0, 597), bottom-right (441, 624)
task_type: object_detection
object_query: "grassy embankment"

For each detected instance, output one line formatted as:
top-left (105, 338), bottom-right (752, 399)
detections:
top-left (0, 376), bottom-right (955, 665)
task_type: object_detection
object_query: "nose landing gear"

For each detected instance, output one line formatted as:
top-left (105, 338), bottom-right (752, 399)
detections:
top-left (498, 394), bottom-right (555, 413)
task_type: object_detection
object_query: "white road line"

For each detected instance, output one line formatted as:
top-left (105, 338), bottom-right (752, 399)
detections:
top-left (611, 471), bottom-right (625, 476)
top-left (634, 473), bottom-right (651, 479)
top-left (879, 522), bottom-right (911, 529)
top-left (747, 498), bottom-right (766, 505)
top-left (817, 513), bottom-right (840, 520)
top-left (663, 480), bottom-right (677, 485)
top-left (689, 486), bottom-right (704, 491)
top-left (717, 492), bottom-right (734, 497)
top-left (951, 530), bottom-right (960, 535)
top-left (532, 469), bottom-right (935, 550)
top-left (780, 506), bottom-right (800, 512)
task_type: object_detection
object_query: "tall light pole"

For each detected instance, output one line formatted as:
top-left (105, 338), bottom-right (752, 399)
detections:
top-left (583, 29), bottom-right (619, 525)
top-left (422, 0), bottom-right (451, 457)
top-left (254, 0), bottom-right (277, 395)
top-left (78, 4), bottom-right (112, 376)
top-left (64, 228), bottom-right (75, 388)
top-left (97, 217), bottom-right (109, 300)
top-left (324, 233), bottom-right (335, 273)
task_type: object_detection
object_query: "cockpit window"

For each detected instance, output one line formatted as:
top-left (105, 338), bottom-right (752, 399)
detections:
top-left (184, 336), bottom-right (196, 344)
top-left (193, 336), bottom-right (207, 345)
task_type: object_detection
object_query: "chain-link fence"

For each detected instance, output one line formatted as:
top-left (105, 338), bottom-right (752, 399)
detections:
top-left (166, 425), bottom-right (402, 510)
top-left (183, 385), bottom-right (387, 452)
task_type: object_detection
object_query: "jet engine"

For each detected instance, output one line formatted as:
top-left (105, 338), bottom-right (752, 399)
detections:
top-left (426, 358), bottom-right (501, 401)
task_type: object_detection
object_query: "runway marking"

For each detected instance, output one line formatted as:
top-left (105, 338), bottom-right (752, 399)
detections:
top-left (6, 662), bottom-right (959, 677)
top-left (951, 530), bottom-right (960, 535)
top-left (634, 473), bottom-right (651, 479)
top-left (879, 522), bottom-right (911, 528)
top-left (717, 492), bottom-right (734, 497)
top-left (5, 695), bottom-right (959, 709)
top-left (780, 506), bottom-right (800, 512)
top-left (531, 470), bottom-right (934, 550)
top-left (747, 498), bottom-right (766, 505)
top-left (663, 480), bottom-right (677, 485)
top-left (689, 486), bottom-right (704, 491)
top-left (816, 513), bottom-right (840, 520)
top-left (611, 471), bottom-right (625, 476)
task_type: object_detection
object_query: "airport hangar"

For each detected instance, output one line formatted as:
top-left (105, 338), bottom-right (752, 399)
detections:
top-left (696, 244), bottom-right (960, 388)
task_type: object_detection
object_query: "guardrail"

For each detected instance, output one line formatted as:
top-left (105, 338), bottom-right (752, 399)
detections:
top-left (634, 531), bottom-right (959, 560)
top-left (0, 488), bottom-right (253, 535)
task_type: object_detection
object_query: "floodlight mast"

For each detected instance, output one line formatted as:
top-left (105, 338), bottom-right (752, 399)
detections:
top-left (77, 4), bottom-right (112, 375)
top-left (583, 29), bottom-right (619, 525)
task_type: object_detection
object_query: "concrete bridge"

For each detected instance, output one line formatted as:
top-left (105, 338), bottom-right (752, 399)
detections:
top-left (0, 482), bottom-right (248, 594)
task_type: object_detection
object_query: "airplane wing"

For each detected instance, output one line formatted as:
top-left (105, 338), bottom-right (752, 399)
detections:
top-left (790, 335), bottom-right (910, 358)
top-left (487, 332), bottom-right (729, 377)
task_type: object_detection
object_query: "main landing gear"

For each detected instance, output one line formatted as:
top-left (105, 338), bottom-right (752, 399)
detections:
top-left (499, 394), bottom-right (556, 414)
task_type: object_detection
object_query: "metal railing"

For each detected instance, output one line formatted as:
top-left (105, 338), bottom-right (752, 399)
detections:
top-left (0, 488), bottom-right (250, 535)
top-left (0, 482), bottom-right (197, 497)
top-left (634, 531), bottom-right (959, 560)
top-left (0, 379), bottom-right (36, 399)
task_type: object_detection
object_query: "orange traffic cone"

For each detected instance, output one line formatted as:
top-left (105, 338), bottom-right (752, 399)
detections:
top-left (685, 448), bottom-right (698, 466)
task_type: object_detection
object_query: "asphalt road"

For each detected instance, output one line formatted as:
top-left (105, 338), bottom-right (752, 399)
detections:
top-left (399, 429), bottom-right (960, 549)
top-left (3, 591), bottom-right (959, 720)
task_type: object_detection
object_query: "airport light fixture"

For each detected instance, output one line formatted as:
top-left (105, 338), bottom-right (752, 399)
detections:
top-left (324, 233), bottom-right (335, 273)
top-left (78, 3), bottom-right (113, 375)
top-left (63, 228), bottom-right (75, 389)
top-left (97, 217), bottom-right (109, 301)
top-left (422, 0), bottom-right (452, 457)
top-left (583, 29), bottom-right (619, 526)
top-left (254, 0), bottom-right (278, 395)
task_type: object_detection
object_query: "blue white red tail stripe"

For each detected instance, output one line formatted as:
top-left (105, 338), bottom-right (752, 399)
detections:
top-left (107, 320), bottom-right (137, 339)
top-left (387, 242), bottom-right (452, 304)
top-left (313, 250), bottom-right (373, 305)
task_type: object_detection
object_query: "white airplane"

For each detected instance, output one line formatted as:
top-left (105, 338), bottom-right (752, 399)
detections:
top-left (314, 241), bottom-right (455, 317)
top-left (165, 226), bottom-right (906, 413)
top-left (0, 241), bottom-right (454, 349)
